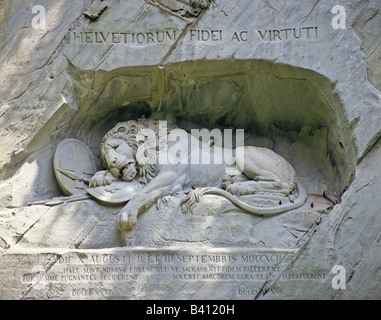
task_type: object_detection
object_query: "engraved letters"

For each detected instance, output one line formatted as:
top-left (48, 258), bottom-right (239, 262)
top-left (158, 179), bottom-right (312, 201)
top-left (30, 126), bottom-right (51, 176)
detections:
top-left (258, 27), bottom-right (318, 42)
top-left (18, 250), bottom-right (327, 298)
top-left (73, 30), bottom-right (177, 44)
top-left (189, 29), bottom-right (223, 41)
top-left (72, 27), bottom-right (319, 45)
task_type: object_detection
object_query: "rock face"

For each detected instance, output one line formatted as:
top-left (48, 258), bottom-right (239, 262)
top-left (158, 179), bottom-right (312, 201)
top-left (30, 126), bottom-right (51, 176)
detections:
top-left (0, 0), bottom-right (380, 300)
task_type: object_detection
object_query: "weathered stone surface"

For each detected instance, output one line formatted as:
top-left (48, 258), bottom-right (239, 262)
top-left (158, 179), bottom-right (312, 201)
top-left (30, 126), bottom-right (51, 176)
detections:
top-left (0, 0), bottom-right (380, 300)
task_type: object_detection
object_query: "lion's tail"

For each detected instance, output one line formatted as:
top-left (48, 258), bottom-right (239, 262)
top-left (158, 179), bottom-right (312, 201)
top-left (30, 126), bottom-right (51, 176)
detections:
top-left (181, 183), bottom-right (307, 216)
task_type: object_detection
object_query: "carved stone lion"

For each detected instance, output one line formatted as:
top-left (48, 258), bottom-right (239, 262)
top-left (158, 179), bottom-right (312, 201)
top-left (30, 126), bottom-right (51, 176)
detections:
top-left (89, 119), bottom-right (307, 231)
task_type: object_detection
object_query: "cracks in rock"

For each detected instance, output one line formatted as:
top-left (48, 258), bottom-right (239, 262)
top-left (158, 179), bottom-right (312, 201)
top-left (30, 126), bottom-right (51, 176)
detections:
top-left (84, 5), bottom-right (109, 21)
top-left (254, 208), bottom-right (331, 300)
top-left (146, 0), bottom-right (210, 22)
top-left (16, 211), bottom-right (49, 244)
top-left (209, 0), bottom-right (228, 17)
top-left (264, 0), bottom-right (282, 17)
top-left (300, 0), bottom-right (320, 24)
top-left (66, 1), bottom-right (211, 70)
top-left (20, 251), bottom-right (62, 300)
top-left (0, 204), bottom-right (51, 259)
top-left (141, 1), bottom-right (212, 69)
top-left (0, 3), bottom-right (89, 134)
top-left (1, 82), bottom-right (33, 109)
top-left (361, 9), bottom-right (379, 27)
top-left (157, 2), bottom-right (210, 68)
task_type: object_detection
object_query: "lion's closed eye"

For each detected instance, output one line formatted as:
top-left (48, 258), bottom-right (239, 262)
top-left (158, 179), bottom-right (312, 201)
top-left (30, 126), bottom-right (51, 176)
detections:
top-left (105, 142), bottom-right (119, 151)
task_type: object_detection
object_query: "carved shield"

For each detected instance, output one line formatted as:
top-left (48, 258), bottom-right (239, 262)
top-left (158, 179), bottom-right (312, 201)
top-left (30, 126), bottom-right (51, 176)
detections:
top-left (87, 180), bottom-right (138, 204)
top-left (53, 139), bottom-right (96, 196)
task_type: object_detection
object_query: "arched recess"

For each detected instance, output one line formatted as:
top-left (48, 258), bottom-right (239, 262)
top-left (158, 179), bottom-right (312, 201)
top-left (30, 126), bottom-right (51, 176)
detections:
top-left (5, 59), bottom-right (356, 203)
top-left (64, 59), bottom-right (355, 197)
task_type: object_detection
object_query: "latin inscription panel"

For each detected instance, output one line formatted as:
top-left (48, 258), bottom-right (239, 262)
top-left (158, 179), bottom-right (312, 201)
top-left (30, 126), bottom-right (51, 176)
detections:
top-left (0, 248), bottom-right (328, 299)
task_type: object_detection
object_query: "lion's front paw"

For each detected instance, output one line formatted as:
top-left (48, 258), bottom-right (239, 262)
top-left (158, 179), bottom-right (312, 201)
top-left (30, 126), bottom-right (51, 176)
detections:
top-left (226, 183), bottom-right (243, 196)
top-left (89, 170), bottom-right (117, 188)
top-left (221, 175), bottom-right (233, 190)
top-left (116, 207), bottom-right (139, 231)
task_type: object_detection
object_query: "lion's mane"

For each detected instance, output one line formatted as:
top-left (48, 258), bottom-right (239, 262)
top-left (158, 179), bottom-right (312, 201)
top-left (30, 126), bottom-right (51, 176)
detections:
top-left (100, 118), bottom-right (176, 185)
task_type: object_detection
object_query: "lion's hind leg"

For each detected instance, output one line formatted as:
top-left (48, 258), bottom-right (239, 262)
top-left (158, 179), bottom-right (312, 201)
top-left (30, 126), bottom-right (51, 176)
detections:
top-left (226, 176), bottom-right (290, 196)
top-left (234, 146), bottom-right (296, 196)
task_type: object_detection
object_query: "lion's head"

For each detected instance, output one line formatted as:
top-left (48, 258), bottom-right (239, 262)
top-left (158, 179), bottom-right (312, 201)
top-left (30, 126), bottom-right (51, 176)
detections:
top-left (100, 119), bottom-right (176, 184)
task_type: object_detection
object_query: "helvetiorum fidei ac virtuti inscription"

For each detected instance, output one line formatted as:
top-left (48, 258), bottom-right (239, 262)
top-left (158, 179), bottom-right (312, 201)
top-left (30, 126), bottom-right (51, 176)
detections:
top-left (0, 0), bottom-right (380, 300)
